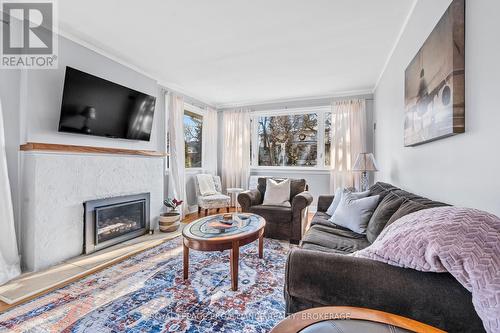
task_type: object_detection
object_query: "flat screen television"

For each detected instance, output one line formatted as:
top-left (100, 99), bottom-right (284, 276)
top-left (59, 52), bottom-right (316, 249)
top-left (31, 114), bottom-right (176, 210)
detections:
top-left (58, 67), bottom-right (156, 141)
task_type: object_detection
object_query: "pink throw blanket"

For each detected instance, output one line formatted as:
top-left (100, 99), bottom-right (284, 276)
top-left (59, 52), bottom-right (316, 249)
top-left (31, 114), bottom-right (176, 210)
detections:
top-left (354, 206), bottom-right (500, 333)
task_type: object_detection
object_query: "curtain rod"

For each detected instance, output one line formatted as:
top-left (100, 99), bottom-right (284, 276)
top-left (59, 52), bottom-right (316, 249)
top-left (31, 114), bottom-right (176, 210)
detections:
top-left (160, 87), bottom-right (214, 110)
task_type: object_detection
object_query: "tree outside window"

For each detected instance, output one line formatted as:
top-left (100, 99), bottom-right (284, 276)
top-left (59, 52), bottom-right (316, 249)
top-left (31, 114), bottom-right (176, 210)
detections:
top-left (258, 114), bottom-right (318, 167)
top-left (325, 112), bottom-right (332, 166)
top-left (184, 111), bottom-right (203, 168)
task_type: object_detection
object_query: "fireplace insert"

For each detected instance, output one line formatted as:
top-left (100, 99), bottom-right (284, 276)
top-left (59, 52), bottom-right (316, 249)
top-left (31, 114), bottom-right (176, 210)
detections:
top-left (84, 193), bottom-right (150, 254)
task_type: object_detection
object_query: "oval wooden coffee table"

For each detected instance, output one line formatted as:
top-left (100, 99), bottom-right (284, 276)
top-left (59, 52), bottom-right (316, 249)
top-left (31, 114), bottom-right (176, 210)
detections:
top-left (270, 306), bottom-right (445, 333)
top-left (182, 213), bottom-right (266, 291)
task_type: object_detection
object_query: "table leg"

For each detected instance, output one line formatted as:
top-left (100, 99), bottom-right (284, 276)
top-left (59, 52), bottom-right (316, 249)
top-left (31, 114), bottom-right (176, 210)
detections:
top-left (259, 232), bottom-right (264, 259)
top-left (230, 241), bottom-right (239, 291)
top-left (183, 242), bottom-right (189, 280)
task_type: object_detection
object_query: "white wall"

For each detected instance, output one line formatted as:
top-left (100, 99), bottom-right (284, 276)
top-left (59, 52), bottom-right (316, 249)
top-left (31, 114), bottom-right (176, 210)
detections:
top-left (24, 35), bottom-right (162, 152)
top-left (374, 0), bottom-right (500, 216)
top-left (0, 30), bottom-right (167, 271)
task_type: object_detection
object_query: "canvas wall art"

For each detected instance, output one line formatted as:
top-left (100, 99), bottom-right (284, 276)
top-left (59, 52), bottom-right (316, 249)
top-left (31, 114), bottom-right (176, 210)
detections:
top-left (404, 0), bottom-right (465, 147)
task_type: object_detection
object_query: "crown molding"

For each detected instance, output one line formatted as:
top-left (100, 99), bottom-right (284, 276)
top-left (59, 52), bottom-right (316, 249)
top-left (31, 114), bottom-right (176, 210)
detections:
top-left (216, 89), bottom-right (374, 110)
top-left (372, 0), bottom-right (419, 93)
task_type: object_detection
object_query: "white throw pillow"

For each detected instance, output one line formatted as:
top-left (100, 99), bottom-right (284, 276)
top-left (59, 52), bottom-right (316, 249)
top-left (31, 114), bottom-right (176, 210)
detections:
top-left (196, 174), bottom-right (218, 196)
top-left (326, 188), bottom-right (370, 216)
top-left (262, 178), bottom-right (291, 207)
top-left (329, 190), bottom-right (380, 234)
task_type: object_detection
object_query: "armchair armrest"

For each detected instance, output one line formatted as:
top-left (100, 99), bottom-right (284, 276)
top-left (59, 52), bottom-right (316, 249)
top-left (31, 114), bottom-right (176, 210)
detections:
top-left (238, 189), bottom-right (262, 212)
top-left (291, 192), bottom-right (313, 243)
top-left (317, 195), bottom-right (335, 212)
top-left (285, 248), bottom-right (482, 332)
top-left (292, 191), bottom-right (313, 212)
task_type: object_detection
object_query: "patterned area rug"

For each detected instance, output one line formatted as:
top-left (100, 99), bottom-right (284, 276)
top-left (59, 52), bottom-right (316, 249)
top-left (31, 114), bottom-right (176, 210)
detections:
top-left (0, 237), bottom-right (291, 332)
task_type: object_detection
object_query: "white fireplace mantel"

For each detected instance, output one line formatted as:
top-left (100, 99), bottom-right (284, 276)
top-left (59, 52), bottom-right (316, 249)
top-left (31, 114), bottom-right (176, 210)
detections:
top-left (20, 151), bottom-right (164, 272)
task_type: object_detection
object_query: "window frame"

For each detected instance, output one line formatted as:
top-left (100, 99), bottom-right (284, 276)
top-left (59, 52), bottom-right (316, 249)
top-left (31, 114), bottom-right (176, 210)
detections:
top-left (250, 106), bottom-right (331, 171)
top-left (183, 103), bottom-right (205, 170)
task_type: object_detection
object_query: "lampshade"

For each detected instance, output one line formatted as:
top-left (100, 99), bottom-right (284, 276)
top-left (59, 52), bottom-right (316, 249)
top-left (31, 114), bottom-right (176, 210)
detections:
top-left (353, 153), bottom-right (379, 172)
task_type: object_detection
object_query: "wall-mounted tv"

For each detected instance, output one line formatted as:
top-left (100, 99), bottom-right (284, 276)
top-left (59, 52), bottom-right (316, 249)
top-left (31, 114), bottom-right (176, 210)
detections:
top-left (58, 67), bottom-right (156, 141)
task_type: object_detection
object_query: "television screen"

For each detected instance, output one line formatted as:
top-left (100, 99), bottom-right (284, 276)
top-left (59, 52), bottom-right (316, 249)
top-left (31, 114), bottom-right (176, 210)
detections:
top-left (58, 67), bottom-right (156, 141)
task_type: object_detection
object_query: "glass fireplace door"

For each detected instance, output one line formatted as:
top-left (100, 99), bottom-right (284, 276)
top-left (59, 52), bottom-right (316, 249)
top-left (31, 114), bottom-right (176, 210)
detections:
top-left (95, 199), bottom-right (146, 244)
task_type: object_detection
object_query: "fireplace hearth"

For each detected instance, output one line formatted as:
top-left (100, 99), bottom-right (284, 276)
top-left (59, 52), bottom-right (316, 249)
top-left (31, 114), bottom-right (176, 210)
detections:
top-left (84, 193), bottom-right (150, 254)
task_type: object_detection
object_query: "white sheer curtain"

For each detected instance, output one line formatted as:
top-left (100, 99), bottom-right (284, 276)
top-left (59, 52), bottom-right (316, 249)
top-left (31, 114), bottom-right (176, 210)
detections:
top-left (222, 109), bottom-right (251, 190)
top-left (0, 98), bottom-right (21, 285)
top-left (202, 106), bottom-right (218, 175)
top-left (166, 92), bottom-right (188, 218)
top-left (330, 99), bottom-right (367, 192)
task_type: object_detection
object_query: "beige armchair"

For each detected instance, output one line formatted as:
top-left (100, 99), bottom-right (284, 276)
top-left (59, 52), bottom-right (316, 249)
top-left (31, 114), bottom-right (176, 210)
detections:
top-left (195, 175), bottom-right (231, 215)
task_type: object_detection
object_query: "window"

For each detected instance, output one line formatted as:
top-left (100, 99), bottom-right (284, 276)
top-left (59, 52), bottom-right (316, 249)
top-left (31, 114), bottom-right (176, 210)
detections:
top-left (257, 113), bottom-right (318, 167)
top-left (184, 110), bottom-right (203, 168)
top-left (325, 112), bottom-right (332, 166)
top-left (251, 107), bottom-right (333, 169)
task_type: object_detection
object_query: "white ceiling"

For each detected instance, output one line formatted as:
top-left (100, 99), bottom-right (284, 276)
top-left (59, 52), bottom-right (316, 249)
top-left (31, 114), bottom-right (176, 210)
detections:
top-left (58, 0), bottom-right (415, 106)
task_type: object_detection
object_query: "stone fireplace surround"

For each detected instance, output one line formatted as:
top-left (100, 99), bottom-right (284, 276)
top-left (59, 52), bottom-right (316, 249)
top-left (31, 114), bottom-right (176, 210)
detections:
top-left (20, 151), bottom-right (164, 272)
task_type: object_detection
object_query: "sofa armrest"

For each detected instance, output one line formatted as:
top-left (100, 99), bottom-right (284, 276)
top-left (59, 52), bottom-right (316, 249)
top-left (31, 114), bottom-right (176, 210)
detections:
top-left (238, 189), bottom-right (262, 212)
top-left (317, 195), bottom-right (334, 212)
top-left (285, 248), bottom-right (482, 332)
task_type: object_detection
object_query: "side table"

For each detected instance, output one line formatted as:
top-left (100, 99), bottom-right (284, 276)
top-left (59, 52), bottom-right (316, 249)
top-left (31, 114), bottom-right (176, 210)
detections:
top-left (226, 187), bottom-right (244, 212)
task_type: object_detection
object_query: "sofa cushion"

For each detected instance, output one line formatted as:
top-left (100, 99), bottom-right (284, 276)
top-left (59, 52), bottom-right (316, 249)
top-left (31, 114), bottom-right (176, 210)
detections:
top-left (310, 211), bottom-right (334, 227)
top-left (310, 212), bottom-right (370, 240)
top-left (258, 177), bottom-right (306, 201)
top-left (302, 225), bottom-right (370, 254)
top-left (249, 204), bottom-right (292, 224)
top-left (366, 192), bottom-right (405, 243)
top-left (301, 243), bottom-right (352, 254)
top-left (198, 193), bottom-right (231, 204)
top-left (312, 224), bottom-right (366, 239)
top-left (262, 178), bottom-right (291, 207)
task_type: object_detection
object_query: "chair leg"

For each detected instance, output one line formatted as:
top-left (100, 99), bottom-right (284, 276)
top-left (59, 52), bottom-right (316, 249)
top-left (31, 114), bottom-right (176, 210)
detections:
top-left (226, 207), bottom-right (230, 213)
top-left (216, 208), bottom-right (220, 213)
top-left (198, 207), bottom-right (201, 215)
top-left (205, 209), bottom-right (208, 216)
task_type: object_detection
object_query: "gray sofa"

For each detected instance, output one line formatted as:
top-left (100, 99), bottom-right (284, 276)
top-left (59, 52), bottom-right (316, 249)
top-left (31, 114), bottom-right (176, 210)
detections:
top-left (238, 177), bottom-right (313, 244)
top-left (285, 182), bottom-right (485, 333)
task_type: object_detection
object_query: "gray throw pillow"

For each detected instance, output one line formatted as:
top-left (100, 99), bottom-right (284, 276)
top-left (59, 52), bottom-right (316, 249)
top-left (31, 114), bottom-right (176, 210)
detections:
top-left (385, 200), bottom-right (427, 227)
top-left (326, 188), bottom-right (370, 216)
top-left (366, 192), bottom-right (405, 243)
top-left (329, 190), bottom-right (380, 234)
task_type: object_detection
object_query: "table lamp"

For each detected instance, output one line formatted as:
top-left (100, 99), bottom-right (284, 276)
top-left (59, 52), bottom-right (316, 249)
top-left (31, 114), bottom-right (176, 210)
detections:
top-left (353, 153), bottom-right (379, 191)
